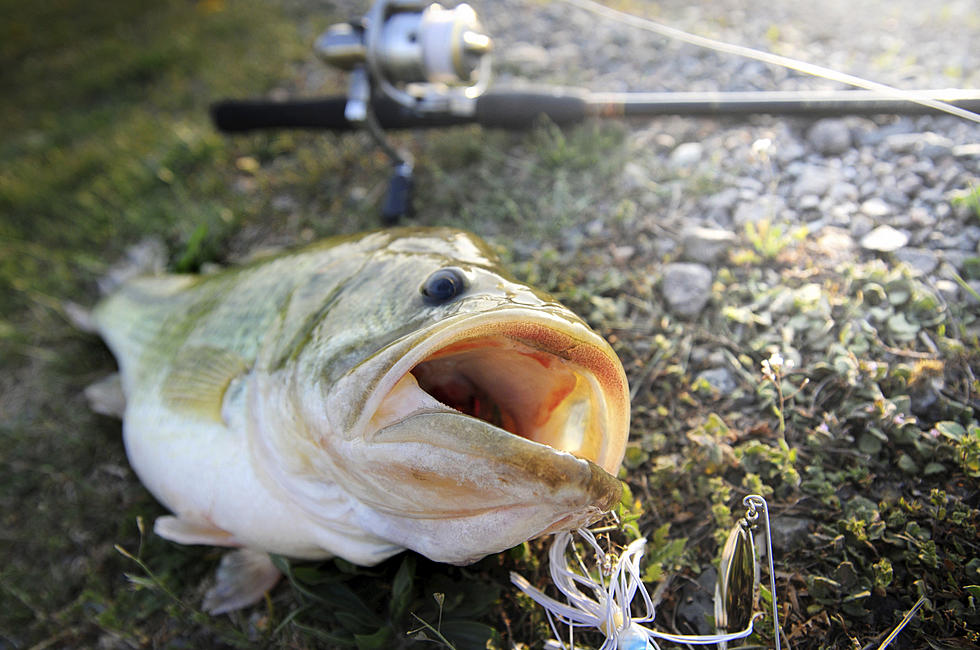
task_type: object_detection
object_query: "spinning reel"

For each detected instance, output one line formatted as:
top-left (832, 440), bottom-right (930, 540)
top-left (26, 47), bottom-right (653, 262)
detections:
top-left (314, 1), bottom-right (493, 222)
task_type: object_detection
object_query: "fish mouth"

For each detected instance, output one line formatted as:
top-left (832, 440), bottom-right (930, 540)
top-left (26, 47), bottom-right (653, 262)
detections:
top-left (366, 309), bottom-right (629, 477)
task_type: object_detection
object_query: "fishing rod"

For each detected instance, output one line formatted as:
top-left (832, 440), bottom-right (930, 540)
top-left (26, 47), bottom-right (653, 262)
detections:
top-left (211, 0), bottom-right (980, 221)
top-left (212, 87), bottom-right (980, 133)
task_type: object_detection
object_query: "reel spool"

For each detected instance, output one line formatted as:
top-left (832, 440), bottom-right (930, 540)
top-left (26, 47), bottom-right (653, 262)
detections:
top-left (312, 1), bottom-right (492, 222)
top-left (315, 1), bottom-right (492, 114)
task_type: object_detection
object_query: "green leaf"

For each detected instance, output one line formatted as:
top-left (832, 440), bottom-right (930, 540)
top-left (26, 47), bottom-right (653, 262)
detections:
top-left (886, 312), bottom-right (920, 341)
top-left (440, 620), bottom-right (502, 650)
top-left (935, 421), bottom-right (966, 441)
top-left (897, 454), bottom-right (920, 474)
top-left (335, 610), bottom-right (375, 634)
top-left (354, 625), bottom-right (393, 650)
top-left (923, 462), bottom-right (946, 476)
top-left (389, 555), bottom-right (415, 622)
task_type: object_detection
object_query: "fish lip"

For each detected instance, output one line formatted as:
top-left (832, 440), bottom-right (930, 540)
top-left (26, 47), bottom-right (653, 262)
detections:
top-left (368, 408), bottom-right (624, 523)
top-left (356, 307), bottom-right (630, 475)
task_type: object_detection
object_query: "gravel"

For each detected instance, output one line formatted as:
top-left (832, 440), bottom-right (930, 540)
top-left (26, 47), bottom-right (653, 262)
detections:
top-left (464, 0), bottom-right (979, 306)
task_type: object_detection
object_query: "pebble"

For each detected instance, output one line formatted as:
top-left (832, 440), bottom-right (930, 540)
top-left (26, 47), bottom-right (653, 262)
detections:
top-left (661, 263), bottom-right (713, 317)
top-left (682, 226), bottom-right (736, 263)
top-left (934, 279), bottom-right (960, 301)
top-left (505, 42), bottom-right (551, 70)
top-left (848, 214), bottom-right (875, 238)
top-left (695, 367), bottom-right (737, 395)
top-left (733, 195), bottom-right (787, 225)
top-left (953, 143), bottom-right (980, 158)
top-left (860, 225), bottom-right (909, 252)
top-left (859, 197), bottom-right (891, 218)
top-left (797, 194), bottom-right (821, 211)
top-left (769, 516), bottom-right (815, 553)
top-left (674, 568), bottom-right (716, 636)
top-left (814, 227), bottom-right (859, 265)
top-left (96, 238), bottom-right (167, 295)
top-left (968, 281), bottom-right (980, 306)
top-left (669, 141), bottom-right (704, 167)
top-left (701, 187), bottom-right (740, 224)
top-left (942, 250), bottom-right (973, 272)
top-left (791, 165), bottom-right (838, 198)
top-left (893, 247), bottom-right (939, 275)
top-left (475, 0), bottom-right (979, 314)
top-left (807, 118), bottom-right (852, 156)
top-left (884, 132), bottom-right (955, 158)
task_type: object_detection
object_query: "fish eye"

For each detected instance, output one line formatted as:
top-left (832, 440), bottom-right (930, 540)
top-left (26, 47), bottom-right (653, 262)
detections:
top-left (421, 267), bottom-right (467, 304)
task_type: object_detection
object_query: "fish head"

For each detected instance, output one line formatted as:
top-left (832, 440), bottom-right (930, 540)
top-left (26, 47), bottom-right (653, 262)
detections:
top-left (271, 229), bottom-right (630, 564)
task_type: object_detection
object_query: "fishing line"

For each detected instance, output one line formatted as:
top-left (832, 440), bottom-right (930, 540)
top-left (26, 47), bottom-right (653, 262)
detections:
top-left (556, 0), bottom-right (980, 124)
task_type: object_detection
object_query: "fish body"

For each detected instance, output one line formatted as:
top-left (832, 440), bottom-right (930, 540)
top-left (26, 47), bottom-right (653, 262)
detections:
top-left (94, 227), bottom-right (629, 603)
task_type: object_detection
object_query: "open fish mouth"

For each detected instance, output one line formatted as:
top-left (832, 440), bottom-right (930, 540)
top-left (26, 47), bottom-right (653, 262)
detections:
top-left (365, 310), bottom-right (629, 476)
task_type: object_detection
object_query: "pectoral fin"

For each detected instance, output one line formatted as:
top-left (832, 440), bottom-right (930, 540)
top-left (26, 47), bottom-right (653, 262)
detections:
top-left (85, 373), bottom-right (126, 418)
top-left (154, 515), bottom-right (240, 546)
top-left (203, 549), bottom-right (282, 615)
top-left (161, 346), bottom-right (249, 424)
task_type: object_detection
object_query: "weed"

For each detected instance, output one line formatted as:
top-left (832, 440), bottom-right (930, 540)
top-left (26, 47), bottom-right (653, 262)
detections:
top-left (742, 218), bottom-right (809, 261)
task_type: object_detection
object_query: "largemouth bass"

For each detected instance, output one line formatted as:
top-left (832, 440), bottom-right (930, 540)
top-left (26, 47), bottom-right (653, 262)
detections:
top-left (93, 227), bottom-right (629, 612)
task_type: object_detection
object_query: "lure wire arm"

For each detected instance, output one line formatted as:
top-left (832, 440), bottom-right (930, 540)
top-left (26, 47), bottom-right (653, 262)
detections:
top-left (744, 494), bottom-right (782, 650)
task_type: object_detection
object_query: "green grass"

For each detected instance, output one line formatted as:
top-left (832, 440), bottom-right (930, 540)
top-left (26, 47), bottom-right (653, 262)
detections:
top-left (3, 0), bottom-right (980, 648)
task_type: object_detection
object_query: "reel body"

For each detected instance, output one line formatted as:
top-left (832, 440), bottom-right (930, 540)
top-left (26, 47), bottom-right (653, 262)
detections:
top-left (312, 1), bottom-right (493, 222)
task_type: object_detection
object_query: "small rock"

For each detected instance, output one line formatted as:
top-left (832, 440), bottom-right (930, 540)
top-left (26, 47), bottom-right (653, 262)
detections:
top-left (621, 161), bottom-right (651, 191)
top-left (661, 263), bottom-right (713, 318)
top-left (97, 238), bottom-right (167, 295)
top-left (669, 141), bottom-right (704, 167)
top-left (828, 181), bottom-right (859, 203)
top-left (859, 197), bottom-right (891, 218)
top-left (968, 281), bottom-right (980, 307)
top-left (675, 567), bottom-right (716, 636)
top-left (733, 195), bottom-right (787, 225)
top-left (797, 194), bottom-right (821, 211)
top-left (682, 226), bottom-right (736, 264)
top-left (860, 225), bottom-right (909, 252)
top-left (702, 187), bottom-right (740, 224)
top-left (792, 165), bottom-right (838, 198)
top-left (848, 214), bottom-right (874, 239)
top-left (884, 132), bottom-right (954, 158)
top-left (807, 118), bottom-right (852, 155)
top-left (695, 367), bottom-right (737, 395)
top-left (942, 250), bottom-right (973, 273)
top-left (934, 279), bottom-right (960, 301)
top-left (815, 227), bottom-right (858, 264)
top-left (271, 194), bottom-right (298, 213)
top-left (610, 245), bottom-right (635, 264)
top-left (773, 137), bottom-right (806, 163)
top-left (952, 143), bottom-right (980, 158)
top-left (736, 176), bottom-right (765, 195)
top-left (506, 42), bottom-right (551, 70)
top-left (893, 248), bottom-right (938, 275)
top-left (769, 516), bottom-right (814, 553)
